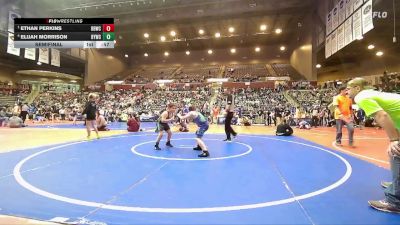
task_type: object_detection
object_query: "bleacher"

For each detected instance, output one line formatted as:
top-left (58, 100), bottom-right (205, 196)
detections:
top-left (0, 95), bottom-right (17, 107)
top-left (125, 66), bottom-right (179, 84)
top-left (174, 65), bottom-right (222, 82)
top-left (224, 64), bottom-right (268, 82)
top-left (271, 63), bottom-right (302, 79)
top-left (103, 63), bottom-right (310, 85)
top-left (288, 89), bottom-right (337, 112)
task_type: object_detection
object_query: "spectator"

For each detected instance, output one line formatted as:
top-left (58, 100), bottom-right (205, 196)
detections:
top-left (96, 111), bottom-right (109, 131)
top-left (276, 119), bottom-right (293, 136)
top-left (333, 86), bottom-right (354, 147)
top-left (127, 113), bottom-right (141, 132)
top-left (347, 77), bottom-right (400, 213)
top-left (298, 120), bottom-right (311, 130)
top-left (9, 113), bottom-right (25, 128)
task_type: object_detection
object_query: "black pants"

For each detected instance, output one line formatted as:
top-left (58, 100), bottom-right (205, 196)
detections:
top-left (267, 116), bottom-right (272, 125)
top-left (20, 111), bottom-right (28, 123)
top-left (312, 116), bottom-right (319, 127)
top-left (224, 112), bottom-right (237, 139)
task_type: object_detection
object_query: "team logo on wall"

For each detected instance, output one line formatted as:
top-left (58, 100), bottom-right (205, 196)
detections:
top-left (364, 5), bottom-right (372, 15)
top-left (8, 11), bottom-right (21, 33)
top-left (340, 1), bottom-right (344, 9)
top-left (334, 7), bottom-right (337, 15)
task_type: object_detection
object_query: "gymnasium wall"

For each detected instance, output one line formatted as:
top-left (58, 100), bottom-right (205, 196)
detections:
top-left (86, 49), bottom-right (128, 85)
top-left (289, 14), bottom-right (317, 81)
top-left (317, 57), bottom-right (400, 82)
top-left (0, 68), bottom-right (78, 85)
top-left (129, 45), bottom-right (290, 67)
top-left (0, 68), bottom-right (16, 83)
top-left (314, 0), bottom-right (400, 82)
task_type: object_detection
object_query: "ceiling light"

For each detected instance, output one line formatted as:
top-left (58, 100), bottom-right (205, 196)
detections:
top-left (275, 28), bottom-right (282, 34)
top-left (367, 44), bottom-right (375, 50)
top-left (144, 53), bottom-right (149, 57)
top-left (199, 29), bottom-right (205, 35)
top-left (160, 35), bottom-right (166, 41)
top-left (228, 27), bottom-right (235, 33)
top-left (124, 54), bottom-right (128, 58)
top-left (260, 24), bottom-right (267, 31)
top-left (144, 33), bottom-right (149, 38)
top-left (230, 48), bottom-right (236, 53)
top-left (316, 64), bottom-right (321, 68)
top-left (376, 51), bottom-right (384, 57)
top-left (215, 32), bottom-right (221, 38)
top-left (255, 47), bottom-right (260, 52)
top-left (185, 51), bottom-right (190, 55)
top-left (280, 46), bottom-right (286, 51)
top-left (208, 49), bottom-right (213, 54)
top-left (170, 31), bottom-right (176, 37)
top-left (164, 51), bottom-right (169, 56)
top-left (114, 40), bottom-right (117, 44)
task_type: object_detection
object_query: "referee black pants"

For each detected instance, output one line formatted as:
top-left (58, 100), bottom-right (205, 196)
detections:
top-left (20, 111), bottom-right (28, 123)
top-left (225, 112), bottom-right (237, 139)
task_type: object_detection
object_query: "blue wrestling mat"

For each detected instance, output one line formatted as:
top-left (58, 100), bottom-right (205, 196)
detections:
top-left (0, 133), bottom-right (398, 225)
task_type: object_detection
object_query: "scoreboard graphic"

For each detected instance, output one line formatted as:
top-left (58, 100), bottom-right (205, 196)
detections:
top-left (13, 18), bottom-right (115, 48)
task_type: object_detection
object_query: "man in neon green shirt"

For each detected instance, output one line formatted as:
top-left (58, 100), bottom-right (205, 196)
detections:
top-left (347, 77), bottom-right (400, 213)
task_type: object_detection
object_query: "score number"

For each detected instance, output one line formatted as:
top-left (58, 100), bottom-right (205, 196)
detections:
top-left (103, 24), bottom-right (114, 32)
top-left (102, 32), bottom-right (115, 41)
top-left (102, 24), bottom-right (115, 41)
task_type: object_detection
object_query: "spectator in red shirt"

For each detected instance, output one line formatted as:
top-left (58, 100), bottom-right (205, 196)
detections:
top-left (127, 113), bottom-right (140, 132)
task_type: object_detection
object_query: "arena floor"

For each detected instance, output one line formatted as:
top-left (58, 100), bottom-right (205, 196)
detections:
top-left (0, 122), bottom-right (397, 225)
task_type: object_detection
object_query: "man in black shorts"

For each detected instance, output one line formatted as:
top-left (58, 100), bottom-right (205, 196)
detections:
top-left (155, 103), bottom-right (176, 150)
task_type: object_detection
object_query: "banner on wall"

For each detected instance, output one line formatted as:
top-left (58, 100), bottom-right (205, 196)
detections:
top-left (337, 24), bottom-right (345, 50)
top-left (362, 0), bottom-right (374, 34)
top-left (8, 11), bottom-right (21, 33)
top-left (330, 30), bottom-right (338, 55)
top-left (352, 8), bottom-right (363, 40)
top-left (38, 48), bottom-right (49, 64)
top-left (24, 48), bottom-right (36, 60)
top-left (353, 0), bottom-right (363, 11)
top-left (345, 0), bottom-right (354, 18)
top-left (332, 4), bottom-right (339, 30)
top-left (7, 32), bottom-right (20, 56)
top-left (325, 35), bottom-right (332, 59)
top-left (344, 17), bottom-right (353, 46)
top-left (326, 11), bottom-right (332, 35)
top-left (338, 0), bottom-right (346, 24)
top-left (51, 49), bottom-right (60, 67)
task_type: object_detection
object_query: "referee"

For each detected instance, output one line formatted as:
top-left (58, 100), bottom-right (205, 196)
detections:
top-left (224, 90), bottom-right (237, 141)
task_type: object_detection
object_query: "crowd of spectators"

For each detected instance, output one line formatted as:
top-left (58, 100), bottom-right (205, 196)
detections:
top-left (214, 87), bottom-right (295, 126)
top-left (2, 72), bottom-right (399, 129)
top-left (380, 72), bottom-right (400, 93)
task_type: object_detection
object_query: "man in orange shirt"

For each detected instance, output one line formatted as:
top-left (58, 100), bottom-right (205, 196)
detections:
top-left (333, 86), bottom-right (354, 147)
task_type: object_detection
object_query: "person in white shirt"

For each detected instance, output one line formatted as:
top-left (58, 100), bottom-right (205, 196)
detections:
top-left (13, 104), bottom-right (21, 116)
top-left (20, 103), bottom-right (29, 123)
top-left (59, 108), bottom-right (66, 120)
top-left (96, 111), bottom-right (109, 131)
